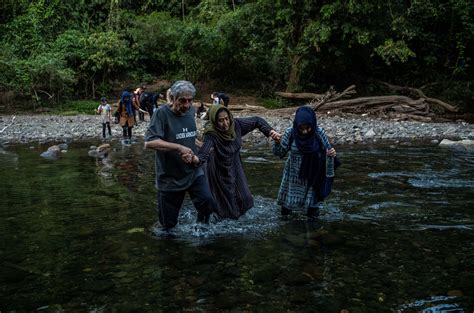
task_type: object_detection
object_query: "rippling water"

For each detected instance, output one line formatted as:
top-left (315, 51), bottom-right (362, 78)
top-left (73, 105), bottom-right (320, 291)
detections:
top-left (0, 139), bottom-right (473, 312)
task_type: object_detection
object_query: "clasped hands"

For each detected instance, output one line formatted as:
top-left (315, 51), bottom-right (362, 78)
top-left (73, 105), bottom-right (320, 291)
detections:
top-left (176, 145), bottom-right (198, 164)
top-left (182, 152), bottom-right (198, 164)
top-left (269, 130), bottom-right (282, 143)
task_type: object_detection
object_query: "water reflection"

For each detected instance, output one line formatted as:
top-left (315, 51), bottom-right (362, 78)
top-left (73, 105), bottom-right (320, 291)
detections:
top-left (0, 140), bottom-right (473, 311)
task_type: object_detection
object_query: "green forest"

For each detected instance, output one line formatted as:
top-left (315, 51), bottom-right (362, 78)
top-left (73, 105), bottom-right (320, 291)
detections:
top-left (1, 0), bottom-right (473, 112)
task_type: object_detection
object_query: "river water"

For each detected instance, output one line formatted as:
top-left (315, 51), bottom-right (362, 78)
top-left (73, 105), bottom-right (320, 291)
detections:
top-left (1, 140), bottom-right (473, 312)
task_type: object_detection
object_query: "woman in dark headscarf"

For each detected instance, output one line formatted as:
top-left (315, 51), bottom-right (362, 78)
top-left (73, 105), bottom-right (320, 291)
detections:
top-left (187, 105), bottom-right (281, 219)
top-left (272, 105), bottom-right (337, 217)
top-left (117, 91), bottom-right (140, 142)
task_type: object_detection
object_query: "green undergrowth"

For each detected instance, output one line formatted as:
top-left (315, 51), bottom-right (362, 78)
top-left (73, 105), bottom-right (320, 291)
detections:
top-left (258, 97), bottom-right (292, 109)
top-left (53, 100), bottom-right (98, 115)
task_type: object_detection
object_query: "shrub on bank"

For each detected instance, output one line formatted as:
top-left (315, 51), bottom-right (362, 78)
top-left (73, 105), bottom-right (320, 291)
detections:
top-left (54, 100), bottom-right (98, 115)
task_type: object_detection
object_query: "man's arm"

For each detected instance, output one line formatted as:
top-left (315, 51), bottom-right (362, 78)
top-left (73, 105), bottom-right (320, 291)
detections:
top-left (145, 139), bottom-right (192, 156)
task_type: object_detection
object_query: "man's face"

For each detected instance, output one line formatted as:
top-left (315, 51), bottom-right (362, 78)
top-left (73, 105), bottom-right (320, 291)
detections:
top-left (173, 92), bottom-right (193, 114)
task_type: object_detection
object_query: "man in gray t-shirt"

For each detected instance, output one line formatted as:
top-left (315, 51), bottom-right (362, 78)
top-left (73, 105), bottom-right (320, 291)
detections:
top-left (145, 81), bottom-right (215, 229)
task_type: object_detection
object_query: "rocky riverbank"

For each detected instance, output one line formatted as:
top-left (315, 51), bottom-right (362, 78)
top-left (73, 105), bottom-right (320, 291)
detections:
top-left (1, 112), bottom-right (473, 146)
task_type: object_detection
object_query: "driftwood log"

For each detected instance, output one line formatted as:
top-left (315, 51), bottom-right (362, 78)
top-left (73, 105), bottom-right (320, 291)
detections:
top-left (377, 81), bottom-right (458, 112)
top-left (275, 91), bottom-right (325, 100)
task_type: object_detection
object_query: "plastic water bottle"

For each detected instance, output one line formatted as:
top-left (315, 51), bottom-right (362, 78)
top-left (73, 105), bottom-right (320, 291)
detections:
top-left (326, 155), bottom-right (335, 177)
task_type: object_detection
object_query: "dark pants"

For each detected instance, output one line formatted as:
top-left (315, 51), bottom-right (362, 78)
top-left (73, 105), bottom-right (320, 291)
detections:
top-left (122, 121), bottom-right (132, 139)
top-left (147, 106), bottom-right (154, 117)
top-left (157, 175), bottom-right (215, 229)
top-left (102, 122), bottom-right (111, 138)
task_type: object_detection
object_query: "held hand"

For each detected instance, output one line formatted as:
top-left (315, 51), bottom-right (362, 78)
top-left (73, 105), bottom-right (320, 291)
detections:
top-left (269, 130), bottom-right (282, 143)
top-left (177, 145), bottom-right (192, 156)
top-left (326, 148), bottom-right (336, 157)
top-left (181, 153), bottom-right (194, 164)
top-left (191, 155), bottom-right (200, 165)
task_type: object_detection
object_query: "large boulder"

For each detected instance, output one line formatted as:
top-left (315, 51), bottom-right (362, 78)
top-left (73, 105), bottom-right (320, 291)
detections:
top-left (40, 145), bottom-right (61, 160)
top-left (439, 139), bottom-right (474, 151)
top-left (88, 143), bottom-right (111, 158)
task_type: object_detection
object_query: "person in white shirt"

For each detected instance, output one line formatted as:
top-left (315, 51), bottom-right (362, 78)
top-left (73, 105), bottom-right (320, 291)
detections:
top-left (97, 97), bottom-right (112, 139)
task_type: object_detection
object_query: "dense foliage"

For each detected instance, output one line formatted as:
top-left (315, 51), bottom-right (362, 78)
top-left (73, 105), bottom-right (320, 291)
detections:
top-left (1, 0), bottom-right (473, 111)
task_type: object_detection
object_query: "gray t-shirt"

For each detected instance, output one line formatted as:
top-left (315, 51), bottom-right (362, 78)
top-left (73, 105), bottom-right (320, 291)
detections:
top-left (145, 105), bottom-right (203, 191)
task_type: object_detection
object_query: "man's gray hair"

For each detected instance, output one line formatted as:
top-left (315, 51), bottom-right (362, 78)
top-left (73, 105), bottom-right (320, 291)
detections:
top-left (170, 80), bottom-right (196, 99)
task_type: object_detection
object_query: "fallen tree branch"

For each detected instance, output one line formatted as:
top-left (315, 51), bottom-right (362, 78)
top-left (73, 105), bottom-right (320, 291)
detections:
top-left (311, 85), bottom-right (357, 110)
top-left (0, 115), bottom-right (16, 133)
top-left (378, 81), bottom-right (458, 112)
top-left (36, 89), bottom-right (55, 99)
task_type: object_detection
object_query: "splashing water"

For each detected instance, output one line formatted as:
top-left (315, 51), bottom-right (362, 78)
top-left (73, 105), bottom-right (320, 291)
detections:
top-left (150, 196), bottom-right (284, 244)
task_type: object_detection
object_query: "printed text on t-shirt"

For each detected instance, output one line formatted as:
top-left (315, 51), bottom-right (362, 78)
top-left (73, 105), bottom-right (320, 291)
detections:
top-left (176, 128), bottom-right (196, 139)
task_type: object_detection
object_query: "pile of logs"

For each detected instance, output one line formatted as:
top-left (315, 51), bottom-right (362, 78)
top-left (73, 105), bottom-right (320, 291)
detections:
top-left (274, 83), bottom-right (458, 121)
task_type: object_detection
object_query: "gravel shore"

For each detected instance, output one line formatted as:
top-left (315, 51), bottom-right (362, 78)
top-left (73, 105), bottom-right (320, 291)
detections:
top-left (1, 112), bottom-right (473, 146)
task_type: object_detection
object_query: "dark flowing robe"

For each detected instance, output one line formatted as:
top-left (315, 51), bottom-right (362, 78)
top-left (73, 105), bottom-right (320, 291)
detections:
top-left (197, 117), bottom-right (273, 219)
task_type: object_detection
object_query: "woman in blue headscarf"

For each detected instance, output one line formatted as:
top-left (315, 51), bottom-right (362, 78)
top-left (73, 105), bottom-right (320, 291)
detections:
top-left (272, 105), bottom-right (337, 217)
top-left (117, 91), bottom-right (140, 142)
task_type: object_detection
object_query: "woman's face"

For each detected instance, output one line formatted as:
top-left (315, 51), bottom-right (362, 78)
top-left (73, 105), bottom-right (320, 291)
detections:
top-left (216, 111), bottom-right (230, 131)
top-left (297, 124), bottom-right (312, 136)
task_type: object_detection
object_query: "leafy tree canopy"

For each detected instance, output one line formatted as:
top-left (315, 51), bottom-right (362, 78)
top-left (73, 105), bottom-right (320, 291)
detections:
top-left (0, 0), bottom-right (472, 111)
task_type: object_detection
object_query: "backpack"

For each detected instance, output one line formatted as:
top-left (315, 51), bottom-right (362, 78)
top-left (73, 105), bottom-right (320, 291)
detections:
top-left (140, 92), bottom-right (153, 109)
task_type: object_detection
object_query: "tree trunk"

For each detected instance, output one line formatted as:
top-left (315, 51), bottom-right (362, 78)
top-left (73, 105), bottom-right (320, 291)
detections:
top-left (286, 55), bottom-right (302, 92)
top-left (182, 0), bottom-right (185, 20)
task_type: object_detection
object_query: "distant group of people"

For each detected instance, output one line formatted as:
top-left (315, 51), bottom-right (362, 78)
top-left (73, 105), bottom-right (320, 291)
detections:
top-left (97, 86), bottom-right (230, 142)
top-left (144, 80), bottom-right (339, 230)
top-left (96, 85), bottom-right (165, 142)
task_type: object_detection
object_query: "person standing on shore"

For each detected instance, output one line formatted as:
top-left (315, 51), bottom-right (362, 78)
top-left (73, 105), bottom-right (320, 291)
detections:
top-left (273, 106), bottom-right (338, 218)
top-left (211, 92), bottom-right (230, 107)
top-left (144, 80), bottom-right (215, 230)
top-left (195, 102), bottom-right (207, 119)
top-left (133, 86), bottom-right (145, 124)
top-left (184, 105), bottom-right (281, 219)
top-left (97, 97), bottom-right (112, 139)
